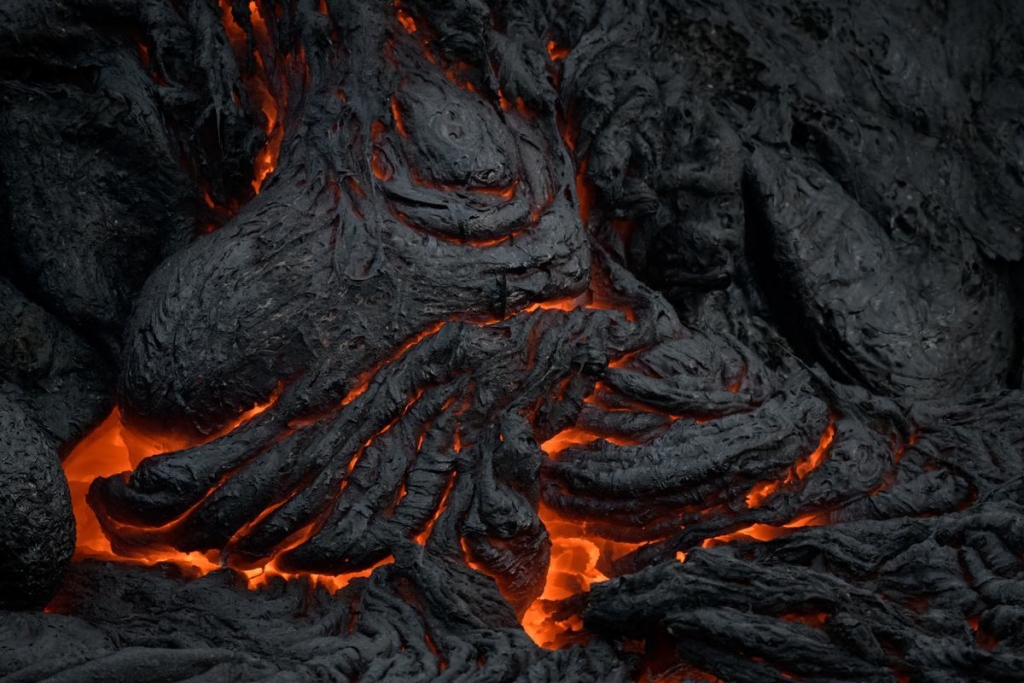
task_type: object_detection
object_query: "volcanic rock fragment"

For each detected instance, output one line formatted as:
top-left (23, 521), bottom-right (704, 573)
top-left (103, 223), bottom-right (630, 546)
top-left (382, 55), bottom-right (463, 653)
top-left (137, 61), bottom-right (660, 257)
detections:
top-left (744, 147), bottom-right (1013, 398)
top-left (6, 0), bottom-right (1024, 681)
top-left (0, 394), bottom-right (75, 610)
top-left (2, 549), bottom-right (633, 682)
top-left (0, 278), bottom-right (112, 448)
top-left (586, 500), bottom-right (1024, 683)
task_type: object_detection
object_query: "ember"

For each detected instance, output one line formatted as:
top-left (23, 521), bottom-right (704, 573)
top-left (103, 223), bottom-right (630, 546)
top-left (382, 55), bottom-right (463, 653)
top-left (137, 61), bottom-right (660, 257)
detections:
top-left (3, 0), bottom-right (1024, 682)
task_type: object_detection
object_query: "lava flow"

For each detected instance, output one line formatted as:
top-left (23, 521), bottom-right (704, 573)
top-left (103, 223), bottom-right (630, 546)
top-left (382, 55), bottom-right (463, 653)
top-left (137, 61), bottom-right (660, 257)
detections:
top-left (63, 404), bottom-right (390, 592)
top-left (56, 0), bottom-right (851, 650)
top-left (219, 0), bottom-right (290, 195)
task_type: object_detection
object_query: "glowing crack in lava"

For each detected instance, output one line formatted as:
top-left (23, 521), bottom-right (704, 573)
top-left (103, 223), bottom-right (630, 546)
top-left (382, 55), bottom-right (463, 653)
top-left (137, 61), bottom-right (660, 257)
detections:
top-left (62, 263), bottom-right (841, 653)
top-left (8, 0), bottom-right (1023, 680)
top-left (59, 0), bottom-right (851, 658)
top-left (64, 405), bottom-right (391, 591)
top-left (219, 0), bottom-right (290, 196)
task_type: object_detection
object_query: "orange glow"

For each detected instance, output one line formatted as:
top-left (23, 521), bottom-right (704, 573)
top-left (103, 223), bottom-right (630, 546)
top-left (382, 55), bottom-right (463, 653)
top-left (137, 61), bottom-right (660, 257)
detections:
top-left (218, 0), bottom-right (289, 195)
top-left (249, 46), bottom-right (284, 194)
top-left (402, 165), bottom-right (519, 205)
top-left (63, 398), bottom-right (401, 593)
top-left (781, 612), bottom-right (828, 628)
top-left (419, 36), bottom-right (438, 66)
top-left (746, 422), bottom-right (836, 507)
top-left (253, 75), bottom-right (278, 130)
top-left (702, 511), bottom-right (828, 549)
top-left (137, 39), bottom-right (167, 87)
top-left (727, 366), bottom-right (746, 393)
top-left (586, 289), bottom-right (637, 322)
top-left (540, 427), bottom-right (642, 456)
top-left (514, 96), bottom-right (531, 118)
top-left (520, 292), bottom-right (590, 315)
top-left (547, 40), bottom-right (570, 61)
top-left (253, 124), bottom-right (284, 192)
top-left (785, 511), bottom-right (829, 528)
top-left (582, 381), bottom-right (678, 423)
top-left (703, 524), bottom-right (790, 546)
top-left (561, 114), bottom-right (578, 154)
top-left (391, 97), bottom-right (408, 137)
top-left (522, 505), bottom-right (643, 647)
top-left (64, 391), bottom-right (275, 565)
top-left (343, 322), bottom-right (445, 407)
top-left (370, 122), bottom-right (393, 180)
top-left (244, 557), bottom-right (392, 592)
top-left (473, 181), bottom-right (517, 200)
top-left (219, 0), bottom-right (247, 51)
top-left (344, 176), bottom-right (365, 198)
top-left (64, 410), bottom-right (147, 561)
top-left (518, 282), bottom-right (637, 324)
top-left (498, 90), bottom-right (512, 112)
top-left (413, 474), bottom-right (455, 544)
top-left (968, 616), bottom-right (998, 650)
top-left (445, 232), bottom-right (515, 248)
top-left (64, 14), bottom-right (861, 666)
top-left (447, 68), bottom-right (476, 93)
top-left (248, 1), bottom-right (270, 47)
top-left (397, 9), bottom-right (417, 34)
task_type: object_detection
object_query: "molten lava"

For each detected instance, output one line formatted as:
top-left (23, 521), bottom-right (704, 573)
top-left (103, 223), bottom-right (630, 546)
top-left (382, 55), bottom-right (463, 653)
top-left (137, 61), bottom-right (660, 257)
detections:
top-left (218, 0), bottom-right (289, 195)
top-left (64, 403), bottom-right (392, 592)
top-left (396, 8), bottom-right (417, 35)
top-left (58, 0), bottom-right (867, 666)
top-left (746, 421), bottom-right (836, 507)
top-left (547, 40), bottom-right (570, 61)
top-left (522, 505), bottom-right (643, 648)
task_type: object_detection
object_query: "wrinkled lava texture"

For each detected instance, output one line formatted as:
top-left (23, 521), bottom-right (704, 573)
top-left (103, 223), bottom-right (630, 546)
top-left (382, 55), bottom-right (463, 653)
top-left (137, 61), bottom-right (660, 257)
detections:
top-left (3, 0), bottom-right (1024, 681)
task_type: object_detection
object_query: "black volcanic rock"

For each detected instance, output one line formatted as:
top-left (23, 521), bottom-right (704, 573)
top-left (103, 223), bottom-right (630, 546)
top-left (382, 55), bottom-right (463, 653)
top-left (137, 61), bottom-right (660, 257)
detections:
top-left (744, 147), bottom-right (1014, 398)
top-left (1, 552), bottom-right (632, 683)
top-left (0, 394), bottom-right (74, 611)
top-left (0, 278), bottom-right (112, 450)
top-left (0, 0), bottom-right (261, 348)
top-left (2, 0), bottom-right (1024, 681)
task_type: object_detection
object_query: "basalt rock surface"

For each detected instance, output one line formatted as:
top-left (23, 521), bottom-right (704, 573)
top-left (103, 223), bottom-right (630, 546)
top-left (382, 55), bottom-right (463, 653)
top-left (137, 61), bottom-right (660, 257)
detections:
top-left (1, 552), bottom-right (632, 683)
top-left (2, 0), bottom-right (1024, 682)
top-left (0, 396), bottom-right (75, 611)
top-left (0, 279), bottom-right (112, 450)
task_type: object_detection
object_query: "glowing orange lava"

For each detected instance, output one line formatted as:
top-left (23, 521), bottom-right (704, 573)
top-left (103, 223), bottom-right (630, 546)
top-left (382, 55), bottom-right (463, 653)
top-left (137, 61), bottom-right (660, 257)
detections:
top-left (61, 6), bottom-right (853, 669)
top-left (249, 0), bottom-right (284, 193)
top-left (547, 40), bottom-right (570, 61)
top-left (522, 421), bottom-right (838, 647)
top-left (700, 511), bottom-right (829, 550)
top-left (371, 122), bottom-right (393, 180)
top-left (217, 0), bottom-right (288, 195)
top-left (391, 96), bottom-right (408, 136)
top-left (522, 505), bottom-right (643, 648)
top-left (540, 427), bottom-right (643, 455)
top-left (397, 8), bottom-right (417, 34)
top-left (63, 401), bottom-right (393, 592)
top-left (65, 400), bottom-right (268, 568)
top-left (746, 422), bottom-right (836, 507)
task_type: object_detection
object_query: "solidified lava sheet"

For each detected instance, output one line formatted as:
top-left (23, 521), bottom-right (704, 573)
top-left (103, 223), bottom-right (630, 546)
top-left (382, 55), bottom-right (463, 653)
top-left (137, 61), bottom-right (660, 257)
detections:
top-left (2, 0), bottom-right (1024, 681)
